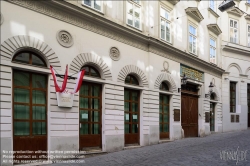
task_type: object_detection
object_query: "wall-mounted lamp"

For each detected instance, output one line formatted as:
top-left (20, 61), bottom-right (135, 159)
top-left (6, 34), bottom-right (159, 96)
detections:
top-left (181, 73), bottom-right (188, 85)
top-left (209, 78), bottom-right (215, 93)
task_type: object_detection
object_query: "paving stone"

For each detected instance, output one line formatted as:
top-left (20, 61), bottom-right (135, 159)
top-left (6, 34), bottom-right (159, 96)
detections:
top-left (48, 130), bottom-right (250, 166)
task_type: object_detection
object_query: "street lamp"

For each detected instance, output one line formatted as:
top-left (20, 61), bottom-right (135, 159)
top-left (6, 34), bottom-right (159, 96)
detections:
top-left (181, 73), bottom-right (188, 85)
top-left (218, 0), bottom-right (235, 12)
top-left (209, 81), bottom-right (214, 93)
top-left (178, 73), bottom-right (188, 93)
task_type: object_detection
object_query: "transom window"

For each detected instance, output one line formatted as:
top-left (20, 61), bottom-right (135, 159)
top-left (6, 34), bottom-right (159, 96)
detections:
top-left (81, 65), bottom-right (100, 78)
top-left (160, 7), bottom-right (171, 43)
top-left (13, 51), bottom-right (46, 67)
top-left (82, 0), bottom-right (103, 12)
top-left (189, 25), bottom-right (197, 55)
top-left (127, 0), bottom-right (141, 29)
top-left (248, 25), bottom-right (250, 47)
top-left (160, 82), bottom-right (169, 91)
top-left (230, 82), bottom-right (236, 113)
top-left (210, 38), bottom-right (216, 64)
top-left (125, 74), bottom-right (139, 85)
top-left (229, 19), bottom-right (238, 43)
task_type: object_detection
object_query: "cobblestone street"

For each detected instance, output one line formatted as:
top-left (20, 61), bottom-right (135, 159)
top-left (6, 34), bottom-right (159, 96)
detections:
top-left (49, 129), bottom-right (250, 166)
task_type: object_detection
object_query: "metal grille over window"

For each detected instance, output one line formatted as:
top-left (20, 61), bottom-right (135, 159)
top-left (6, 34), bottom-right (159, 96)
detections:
top-left (189, 25), bottom-right (197, 54)
top-left (127, 0), bottom-right (141, 29)
top-left (160, 7), bottom-right (171, 43)
top-left (230, 19), bottom-right (238, 43)
top-left (210, 38), bottom-right (216, 64)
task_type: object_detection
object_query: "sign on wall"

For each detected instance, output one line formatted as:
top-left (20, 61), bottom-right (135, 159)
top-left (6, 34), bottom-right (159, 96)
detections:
top-left (174, 109), bottom-right (180, 121)
top-left (180, 64), bottom-right (204, 82)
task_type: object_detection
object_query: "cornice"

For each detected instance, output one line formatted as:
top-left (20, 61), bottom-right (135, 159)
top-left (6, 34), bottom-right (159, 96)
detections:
top-left (207, 24), bottom-right (222, 36)
top-left (222, 42), bottom-right (250, 56)
top-left (185, 7), bottom-right (204, 22)
top-left (6, 0), bottom-right (224, 78)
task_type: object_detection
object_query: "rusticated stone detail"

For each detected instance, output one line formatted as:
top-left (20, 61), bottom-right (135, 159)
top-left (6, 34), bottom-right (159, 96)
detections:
top-left (117, 65), bottom-right (149, 87)
top-left (69, 53), bottom-right (112, 80)
top-left (154, 73), bottom-right (177, 93)
top-left (0, 35), bottom-right (62, 71)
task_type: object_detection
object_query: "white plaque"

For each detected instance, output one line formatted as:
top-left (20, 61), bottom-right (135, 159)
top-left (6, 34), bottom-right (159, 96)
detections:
top-left (56, 92), bottom-right (74, 108)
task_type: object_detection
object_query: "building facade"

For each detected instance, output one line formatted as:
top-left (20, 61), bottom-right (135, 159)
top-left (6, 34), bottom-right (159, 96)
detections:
top-left (0, 0), bottom-right (249, 165)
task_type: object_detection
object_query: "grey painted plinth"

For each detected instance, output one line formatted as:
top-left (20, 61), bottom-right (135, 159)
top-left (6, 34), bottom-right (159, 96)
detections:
top-left (105, 135), bottom-right (124, 152)
top-left (1, 138), bottom-right (12, 166)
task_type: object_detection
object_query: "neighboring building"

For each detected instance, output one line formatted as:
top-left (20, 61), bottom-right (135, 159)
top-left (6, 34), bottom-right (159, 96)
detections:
top-left (0, 0), bottom-right (249, 165)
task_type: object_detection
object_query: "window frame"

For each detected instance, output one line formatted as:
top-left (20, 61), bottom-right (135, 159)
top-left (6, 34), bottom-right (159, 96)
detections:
top-left (159, 6), bottom-right (171, 43)
top-left (81, 65), bottom-right (101, 78)
top-left (125, 74), bottom-right (139, 86)
top-left (12, 51), bottom-right (47, 67)
top-left (82, 0), bottom-right (103, 13)
top-left (209, 37), bottom-right (217, 64)
top-left (229, 18), bottom-right (239, 44)
top-left (126, 0), bottom-right (142, 30)
top-left (188, 23), bottom-right (197, 55)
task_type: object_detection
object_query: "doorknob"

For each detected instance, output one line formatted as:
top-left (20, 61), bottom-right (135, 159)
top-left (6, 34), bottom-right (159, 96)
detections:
top-left (80, 124), bottom-right (81, 128)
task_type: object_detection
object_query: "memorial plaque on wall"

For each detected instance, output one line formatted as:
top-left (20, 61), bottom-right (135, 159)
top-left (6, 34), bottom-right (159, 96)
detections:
top-left (231, 115), bottom-right (235, 122)
top-left (205, 112), bottom-right (210, 123)
top-left (174, 109), bottom-right (180, 121)
top-left (236, 115), bottom-right (239, 123)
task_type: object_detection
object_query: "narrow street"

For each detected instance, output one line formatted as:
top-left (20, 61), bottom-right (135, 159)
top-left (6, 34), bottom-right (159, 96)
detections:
top-left (49, 129), bottom-right (250, 166)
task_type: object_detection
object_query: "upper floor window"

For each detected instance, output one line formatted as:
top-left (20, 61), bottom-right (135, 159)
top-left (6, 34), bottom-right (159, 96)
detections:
top-left (209, 0), bottom-right (215, 11)
top-left (210, 38), bottom-right (216, 64)
top-left (248, 25), bottom-right (250, 47)
top-left (125, 74), bottom-right (139, 85)
top-left (230, 82), bottom-right (236, 113)
top-left (127, 0), bottom-right (141, 29)
top-left (229, 19), bottom-right (238, 43)
top-left (248, 0), bottom-right (250, 4)
top-left (160, 7), bottom-right (171, 43)
top-left (189, 25), bottom-right (197, 55)
top-left (82, 0), bottom-right (103, 12)
top-left (81, 65), bottom-right (100, 78)
top-left (13, 51), bottom-right (46, 67)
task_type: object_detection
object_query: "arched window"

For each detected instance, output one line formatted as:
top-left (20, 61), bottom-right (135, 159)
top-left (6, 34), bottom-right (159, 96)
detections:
top-left (13, 51), bottom-right (46, 67)
top-left (160, 82), bottom-right (169, 91)
top-left (81, 65), bottom-right (100, 78)
top-left (125, 74), bottom-right (139, 85)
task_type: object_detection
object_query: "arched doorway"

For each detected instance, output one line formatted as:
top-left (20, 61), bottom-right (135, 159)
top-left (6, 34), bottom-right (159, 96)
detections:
top-left (159, 82), bottom-right (170, 139)
top-left (12, 51), bottom-right (48, 161)
top-left (79, 65), bottom-right (102, 150)
top-left (210, 93), bottom-right (216, 132)
top-left (124, 74), bottom-right (140, 145)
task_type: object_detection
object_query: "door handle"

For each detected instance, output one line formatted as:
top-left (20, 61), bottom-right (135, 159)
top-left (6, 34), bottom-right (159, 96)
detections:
top-left (80, 124), bottom-right (81, 128)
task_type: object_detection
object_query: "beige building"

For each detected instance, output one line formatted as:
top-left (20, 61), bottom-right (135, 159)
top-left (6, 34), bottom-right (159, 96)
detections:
top-left (0, 0), bottom-right (249, 165)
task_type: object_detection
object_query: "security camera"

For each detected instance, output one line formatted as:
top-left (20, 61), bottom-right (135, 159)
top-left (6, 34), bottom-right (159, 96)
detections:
top-left (218, 0), bottom-right (235, 12)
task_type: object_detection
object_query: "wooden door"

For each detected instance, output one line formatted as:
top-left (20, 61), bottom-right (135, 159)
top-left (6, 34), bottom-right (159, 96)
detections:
top-left (181, 94), bottom-right (198, 137)
top-left (13, 70), bottom-right (47, 162)
top-left (248, 84), bottom-right (250, 127)
top-left (159, 94), bottom-right (169, 139)
top-left (124, 89), bottom-right (139, 145)
top-left (79, 82), bottom-right (102, 150)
